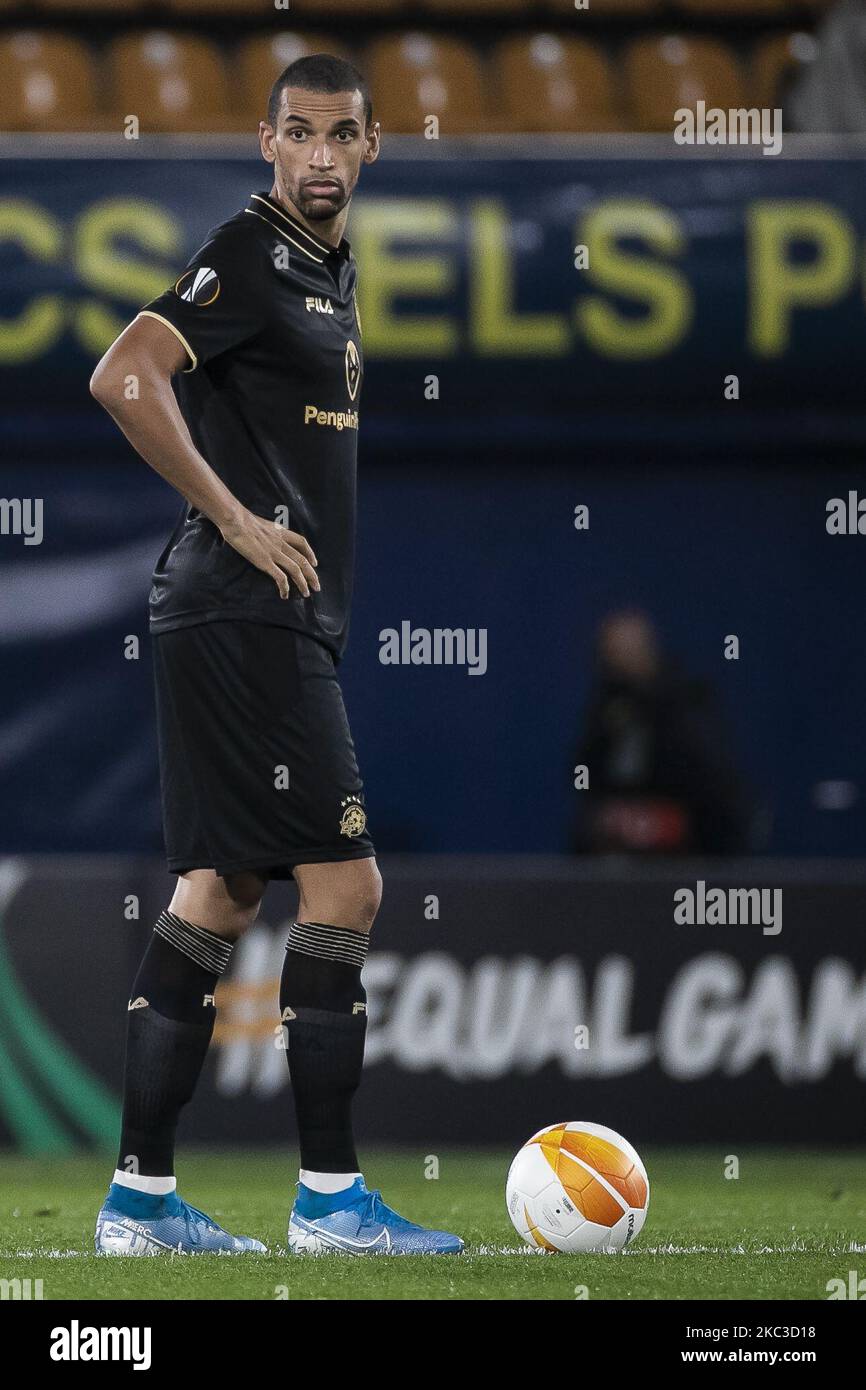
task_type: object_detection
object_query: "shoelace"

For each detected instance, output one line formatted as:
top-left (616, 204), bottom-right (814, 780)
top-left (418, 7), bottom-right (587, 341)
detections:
top-left (179, 1201), bottom-right (221, 1246)
top-left (359, 1189), bottom-right (419, 1231)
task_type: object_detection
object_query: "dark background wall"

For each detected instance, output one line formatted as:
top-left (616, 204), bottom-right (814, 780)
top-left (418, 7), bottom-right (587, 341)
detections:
top-left (4, 452), bottom-right (864, 857)
top-left (1, 150), bottom-right (865, 856)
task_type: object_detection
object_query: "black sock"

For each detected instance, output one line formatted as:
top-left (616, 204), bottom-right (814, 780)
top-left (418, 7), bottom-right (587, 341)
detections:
top-left (280, 921), bottom-right (370, 1173)
top-left (117, 910), bottom-right (233, 1178)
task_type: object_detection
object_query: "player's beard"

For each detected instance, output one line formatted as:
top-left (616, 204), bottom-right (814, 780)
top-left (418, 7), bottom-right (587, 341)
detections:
top-left (294, 179), bottom-right (350, 223)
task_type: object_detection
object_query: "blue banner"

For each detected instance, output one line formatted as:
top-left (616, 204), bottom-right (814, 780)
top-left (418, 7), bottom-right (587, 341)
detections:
top-left (2, 151), bottom-right (866, 446)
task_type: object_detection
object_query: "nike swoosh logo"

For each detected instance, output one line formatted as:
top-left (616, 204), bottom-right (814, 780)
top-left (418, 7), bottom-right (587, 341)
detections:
top-left (293, 1214), bottom-right (392, 1253)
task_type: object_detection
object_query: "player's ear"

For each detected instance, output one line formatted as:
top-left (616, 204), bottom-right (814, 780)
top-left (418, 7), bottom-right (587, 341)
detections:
top-left (259, 122), bottom-right (276, 164)
top-left (363, 123), bottom-right (381, 165)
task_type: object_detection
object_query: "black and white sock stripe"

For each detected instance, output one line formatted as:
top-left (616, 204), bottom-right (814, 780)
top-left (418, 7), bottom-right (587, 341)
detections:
top-left (286, 920), bottom-right (369, 969)
top-left (154, 909), bottom-right (234, 976)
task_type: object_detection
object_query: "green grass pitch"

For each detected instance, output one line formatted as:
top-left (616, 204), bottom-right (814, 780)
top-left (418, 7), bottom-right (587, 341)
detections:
top-left (0, 1148), bottom-right (863, 1300)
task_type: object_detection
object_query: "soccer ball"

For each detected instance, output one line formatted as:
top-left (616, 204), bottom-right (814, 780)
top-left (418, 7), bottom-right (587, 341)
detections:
top-left (506, 1120), bottom-right (649, 1253)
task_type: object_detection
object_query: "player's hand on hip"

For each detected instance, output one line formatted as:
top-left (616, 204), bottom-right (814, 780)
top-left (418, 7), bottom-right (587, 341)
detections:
top-left (220, 511), bottom-right (319, 599)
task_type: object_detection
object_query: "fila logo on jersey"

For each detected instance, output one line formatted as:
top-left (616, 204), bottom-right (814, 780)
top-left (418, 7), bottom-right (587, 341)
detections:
top-left (345, 340), bottom-right (361, 401)
top-left (175, 266), bottom-right (221, 307)
top-left (306, 296), bottom-right (334, 314)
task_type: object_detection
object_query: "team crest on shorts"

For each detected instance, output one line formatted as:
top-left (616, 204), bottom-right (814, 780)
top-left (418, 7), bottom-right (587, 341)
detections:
top-left (339, 795), bottom-right (367, 838)
top-left (175, 266), bottom-right (221, 306)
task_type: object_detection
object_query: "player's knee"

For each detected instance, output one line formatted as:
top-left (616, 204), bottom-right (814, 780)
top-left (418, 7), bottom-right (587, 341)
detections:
top-left (171, 869), bottom-right (265, 942)
top-left (339, 859), bottom-right (382, 932)
top-left (358, 859), bottom-right (383, 928)
top-left (295, 858), bottom-right (382, 933)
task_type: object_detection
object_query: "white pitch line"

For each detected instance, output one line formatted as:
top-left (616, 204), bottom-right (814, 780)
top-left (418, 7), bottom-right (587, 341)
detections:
top-left (5, 1240), bottom-right (863, 1260)
top-left (471, 1244), bottom-right (546, 1256)
top-left (635, 1242), bottom-right (866, 1257)
top-left (4, 1249), bottom-right (84, 1259)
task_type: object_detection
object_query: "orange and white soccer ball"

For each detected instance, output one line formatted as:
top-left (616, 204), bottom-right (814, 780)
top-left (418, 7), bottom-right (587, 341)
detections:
top-left (506, 1121), bottom-right (649, 1253)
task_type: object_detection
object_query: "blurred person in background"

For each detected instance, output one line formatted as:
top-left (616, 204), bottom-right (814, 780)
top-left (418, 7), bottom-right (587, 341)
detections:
top-left (572, 611), bottom-right (753, 856)
top-left (789, 0), bottom-right (866, 133)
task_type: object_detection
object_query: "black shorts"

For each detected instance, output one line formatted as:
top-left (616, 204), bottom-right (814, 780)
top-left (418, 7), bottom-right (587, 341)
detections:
top-left (152, 620), bottom-right (375, 879)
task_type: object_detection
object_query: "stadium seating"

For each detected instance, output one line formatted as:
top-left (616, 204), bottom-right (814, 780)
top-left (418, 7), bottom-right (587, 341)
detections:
top-left (625, 36), bottom-right (746, 131)
top-left (106, 32), bottom-right (235, 132)
top-left (492, 34), bottom-right (623, 133)
top-left (34, 0), bottom-right (142, 10)
top-left (423, 0), bottom-right (530, 12)
top-left (0, 31), bottom-right (97, 131)
top-left (164, 0), bottom-right (309, 11)
top-left (543, 0), bottom-right (661, 14)
top-left (366, 33), bottom-right (491, 134)
top-left (675, 0), bottom-right (788, 15)
top-left (283, 0), bottom-right (404, 10)
top-left (0, 2), bottom-right (835, 135)
top-left (237, 33), bottom-right (354, 125)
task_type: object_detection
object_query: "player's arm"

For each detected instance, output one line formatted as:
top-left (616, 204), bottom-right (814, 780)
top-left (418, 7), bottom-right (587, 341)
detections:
top-left (89, 315), bottom-right (318, 599)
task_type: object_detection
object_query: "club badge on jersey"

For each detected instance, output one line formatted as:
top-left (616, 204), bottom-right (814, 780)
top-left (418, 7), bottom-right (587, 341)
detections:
top-left (345, 341), bottom-right (361, 401)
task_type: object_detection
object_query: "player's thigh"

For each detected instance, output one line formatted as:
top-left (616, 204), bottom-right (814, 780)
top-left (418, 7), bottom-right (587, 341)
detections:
top-left (272, 629), bottom-right (375, 866)
top-left (294, 857), bottom-right (382, 932)
top-left (169, 867), bottom-right (268, 939)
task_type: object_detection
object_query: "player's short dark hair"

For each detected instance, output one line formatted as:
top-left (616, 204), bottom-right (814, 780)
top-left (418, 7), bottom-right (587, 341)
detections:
top-left (267, 54), bottom-right (373, 130)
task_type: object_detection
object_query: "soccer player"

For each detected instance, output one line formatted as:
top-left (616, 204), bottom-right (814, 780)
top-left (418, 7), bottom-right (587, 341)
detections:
top-left (89, 55), bottom-right (462, 1257)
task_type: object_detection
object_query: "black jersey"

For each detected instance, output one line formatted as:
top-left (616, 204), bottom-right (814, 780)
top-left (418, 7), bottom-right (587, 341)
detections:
top-left (140, 190), bottom-right (363, 659)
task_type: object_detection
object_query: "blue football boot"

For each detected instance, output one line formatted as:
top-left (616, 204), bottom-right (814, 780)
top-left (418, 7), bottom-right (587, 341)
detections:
top-left (287, 1177), bottom-right (464, 1255)
top-left (95, 1183), bottom-right (267, 1255)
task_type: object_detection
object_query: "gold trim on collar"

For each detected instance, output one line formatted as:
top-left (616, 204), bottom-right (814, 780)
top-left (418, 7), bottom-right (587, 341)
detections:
top-left (243, 208), bottom-right (325, 263)
top-left (250, 193), bottom-right (339, 262)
